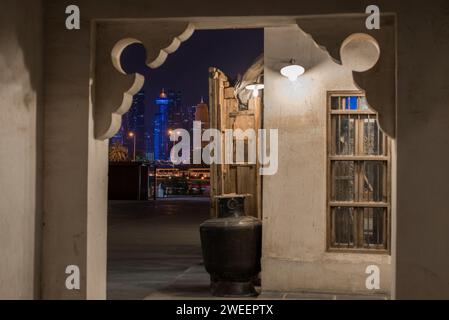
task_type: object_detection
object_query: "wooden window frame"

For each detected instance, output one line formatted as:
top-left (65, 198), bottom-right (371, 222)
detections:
top-left (326, 91), bottom-right (391, 254)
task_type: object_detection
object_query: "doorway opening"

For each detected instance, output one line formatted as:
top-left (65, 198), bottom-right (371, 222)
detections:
top-left (106, 28), bottom-right (264, 300)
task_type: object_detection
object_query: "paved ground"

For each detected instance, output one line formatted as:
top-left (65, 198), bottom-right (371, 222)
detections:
top-left (107, 198), bottom-right (388, 300)
top-left (107, 198), bottom-right (210, 300)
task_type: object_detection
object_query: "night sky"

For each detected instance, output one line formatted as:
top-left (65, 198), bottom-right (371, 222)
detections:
top-left (120, 28), bottom-right (264, 123)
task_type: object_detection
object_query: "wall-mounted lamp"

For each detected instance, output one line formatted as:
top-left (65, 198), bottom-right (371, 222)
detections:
top-left (245, 74), bottom-right (264, 98)
top-left (280, 59), bottom-right (305, 82)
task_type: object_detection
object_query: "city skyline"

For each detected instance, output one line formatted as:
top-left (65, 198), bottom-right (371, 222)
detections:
top-left (113, 28), bottom-right (264, 161)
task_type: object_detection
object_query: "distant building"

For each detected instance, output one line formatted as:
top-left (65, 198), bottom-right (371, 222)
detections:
top-left (194, 99), bottom-right (210, 162)
top-left (167, 90), bottom-right (183, 133)
top-left (195, 98), bottom-right (210, 129)
top-left (110, 89), bottom-right (197, 162)
top-left (153, 89), bottom-right (171, 161)
top-left (153, 89), bottom-right (196, 161)
top-left (167, 90), bottom-right (195, 136)
top-left (132, 92), bottom-right (147, 160)
top-left (111, 91), bottom-right (149, 161)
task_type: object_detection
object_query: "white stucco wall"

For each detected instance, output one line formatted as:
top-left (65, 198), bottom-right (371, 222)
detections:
top-left (262, 26), bottom-right (391, 295)
top-left (0, 0), bottom-right (42, 299)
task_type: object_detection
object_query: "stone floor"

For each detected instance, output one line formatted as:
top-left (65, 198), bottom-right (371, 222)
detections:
top-left (107, 198), bottom-right (210, 300)
top-left (144, 264), bottom-right (387, 300)
top-left (107, 199), bottom-right (388, 300)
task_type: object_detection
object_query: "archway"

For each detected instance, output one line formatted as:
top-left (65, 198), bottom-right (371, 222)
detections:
top-left (87, 13), bottom-right (394, 300)
top-left (106, 28), bottom-right (264, 299)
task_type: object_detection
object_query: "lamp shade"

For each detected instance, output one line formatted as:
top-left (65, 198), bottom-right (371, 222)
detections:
top-left (245, 83), bottom-right (265, 91)
top-left (245, 74), bottom-right (265, 98)
top-left (245, 83), bottom-right (264, 98)
top-left (280, 64), bottom-right (305, 82)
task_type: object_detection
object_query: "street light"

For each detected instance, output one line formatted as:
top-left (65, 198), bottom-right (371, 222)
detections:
top-left (128, 132), bottom-right (136, 161)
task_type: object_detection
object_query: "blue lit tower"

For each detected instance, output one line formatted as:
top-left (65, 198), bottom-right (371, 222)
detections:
top-left (153, 89), bottom-right (170, 160)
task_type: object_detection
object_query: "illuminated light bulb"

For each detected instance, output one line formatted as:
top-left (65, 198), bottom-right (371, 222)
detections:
top-left (245, 83), bottom-right (264, 98)
top-left (280, 62), bottom-right (305, 82)
top-left (252, 88), bottom-right (259, 98)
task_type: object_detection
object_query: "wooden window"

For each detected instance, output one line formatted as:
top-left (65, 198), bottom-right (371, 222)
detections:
top-left (327, 92), bottom-right (391, 253)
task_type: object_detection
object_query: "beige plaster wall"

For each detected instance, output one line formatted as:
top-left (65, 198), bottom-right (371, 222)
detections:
top-left (42, 6), bottom-right (107, 299)
top-left (262, 25), bottom-right (391, 295)
top-left (0, 0), bottom-right (43, 299)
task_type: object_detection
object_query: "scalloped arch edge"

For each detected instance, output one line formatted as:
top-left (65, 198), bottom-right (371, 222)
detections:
top-left (97, 23), bottom-right (196, 140)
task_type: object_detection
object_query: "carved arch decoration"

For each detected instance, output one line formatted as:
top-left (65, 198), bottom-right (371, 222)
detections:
top-left (94, 21), bottom-right (195, 140)
top-left (298, 14), bottom-right (397, 138)
top-left (93, 15), bottom-right (396, 140)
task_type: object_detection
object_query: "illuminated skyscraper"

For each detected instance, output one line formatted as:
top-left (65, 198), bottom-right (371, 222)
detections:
top-left (110, 91), bottom-right (148, 161)
top-left (195, 98), bottom-right (210, 129)
top-left (153, 89), bottom-right (170, 160)
top-left (153, 89), bottom-right (195, 161)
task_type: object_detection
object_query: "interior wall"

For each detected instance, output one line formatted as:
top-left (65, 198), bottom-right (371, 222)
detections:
top-left (263, 25), bottom-right (391, 295)
top-left (0, 0), bottom-right (43, 299)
